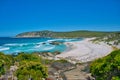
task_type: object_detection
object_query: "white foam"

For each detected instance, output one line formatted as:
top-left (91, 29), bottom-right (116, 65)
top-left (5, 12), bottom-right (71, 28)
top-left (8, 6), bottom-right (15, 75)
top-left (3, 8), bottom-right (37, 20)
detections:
top-left (47, 39), bottom-right (77, 43)
top-left (47, 39), bottom-right (64, 42)
top-left (64, 39), bottom-right (73, 41)
top-left (36, 42), bottom-right (44, 45)
top-left (42, 46), bottom-right (55, 50)
top-left (14, 50), bottom-right (21, 53)
top-left (47, 40), bottom-right (55, 42)
top-left (4, 43), bottom-right (17, 46)
top-left (34, 45), bottom-right (42, 48)
top-left (4, 43), bottom-right (28, 47)
top-left (0, 47), bottom-right (10, 51)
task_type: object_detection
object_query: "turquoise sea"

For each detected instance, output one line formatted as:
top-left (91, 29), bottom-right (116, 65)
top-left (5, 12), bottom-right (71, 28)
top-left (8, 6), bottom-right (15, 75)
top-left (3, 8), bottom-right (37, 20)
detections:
top-left (0, 37), bottom-right (82, 54)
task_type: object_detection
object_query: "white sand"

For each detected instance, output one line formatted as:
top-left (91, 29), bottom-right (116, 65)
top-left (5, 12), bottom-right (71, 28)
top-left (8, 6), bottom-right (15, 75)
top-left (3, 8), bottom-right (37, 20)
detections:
top-left (55, 38), bottom-right (113, 63)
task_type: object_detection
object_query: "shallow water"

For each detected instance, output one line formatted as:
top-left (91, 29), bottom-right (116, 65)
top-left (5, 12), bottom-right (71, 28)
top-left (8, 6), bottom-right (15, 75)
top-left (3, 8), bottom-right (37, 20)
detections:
top-left (0, 37), bottom-right (82, 54)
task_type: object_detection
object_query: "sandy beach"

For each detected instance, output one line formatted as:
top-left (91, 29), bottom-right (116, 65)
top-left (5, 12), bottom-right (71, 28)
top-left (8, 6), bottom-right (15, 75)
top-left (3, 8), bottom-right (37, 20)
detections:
top-left (56, 38), bottom-right (113, 63)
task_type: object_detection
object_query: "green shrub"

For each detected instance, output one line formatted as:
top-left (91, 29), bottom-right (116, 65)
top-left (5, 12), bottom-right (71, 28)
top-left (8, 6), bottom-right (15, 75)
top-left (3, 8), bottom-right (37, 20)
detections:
top-left (90, 50), bottom-right (120, 80)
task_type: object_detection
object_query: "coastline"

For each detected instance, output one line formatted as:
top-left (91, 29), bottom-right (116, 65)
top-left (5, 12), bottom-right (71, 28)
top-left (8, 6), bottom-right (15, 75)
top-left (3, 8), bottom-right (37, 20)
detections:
top-left (55, 38), bottom-right (113, 63)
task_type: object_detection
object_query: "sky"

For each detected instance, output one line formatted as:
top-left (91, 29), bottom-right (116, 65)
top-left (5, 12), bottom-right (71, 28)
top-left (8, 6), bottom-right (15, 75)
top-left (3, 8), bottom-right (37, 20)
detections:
top-left (0, 0), bottom-right (120, 36)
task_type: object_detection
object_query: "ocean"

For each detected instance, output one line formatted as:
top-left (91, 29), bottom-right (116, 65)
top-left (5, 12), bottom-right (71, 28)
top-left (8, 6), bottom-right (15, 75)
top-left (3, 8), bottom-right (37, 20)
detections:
top-left (0, 37), bottom-right (82, 54)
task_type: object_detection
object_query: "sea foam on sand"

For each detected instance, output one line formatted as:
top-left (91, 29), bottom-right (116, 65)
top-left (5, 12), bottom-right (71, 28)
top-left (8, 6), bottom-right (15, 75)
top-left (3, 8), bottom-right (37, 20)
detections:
top-left (55, 38), bottom-right (113, 63)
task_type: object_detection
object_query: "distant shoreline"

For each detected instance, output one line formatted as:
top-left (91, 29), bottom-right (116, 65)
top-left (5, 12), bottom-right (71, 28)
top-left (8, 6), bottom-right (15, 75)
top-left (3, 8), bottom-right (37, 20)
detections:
top-left (16, 30), bottom-right (114, 38)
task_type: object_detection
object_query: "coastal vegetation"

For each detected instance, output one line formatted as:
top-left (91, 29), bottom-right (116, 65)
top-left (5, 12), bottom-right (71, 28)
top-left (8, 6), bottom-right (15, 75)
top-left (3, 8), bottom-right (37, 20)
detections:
top-left (16, 30), bottom-right (113, 38)
top-left (92, 32), bottom-right (120, 45)
top-left (0, 52), bottom-right (14, 76)
top-left (0, 52), bottom-right (48, 80)
top-left (15, 61), bottom-right (47, 80)
top-left (15, 53), bottom-right (48, 80)
top-left (90, 50), bottom-right (120, 80)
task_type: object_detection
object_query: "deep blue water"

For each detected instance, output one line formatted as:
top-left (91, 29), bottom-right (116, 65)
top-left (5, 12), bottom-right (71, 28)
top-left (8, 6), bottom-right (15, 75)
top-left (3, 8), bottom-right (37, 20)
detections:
top-left (0, 37), bottom-right (82, 54)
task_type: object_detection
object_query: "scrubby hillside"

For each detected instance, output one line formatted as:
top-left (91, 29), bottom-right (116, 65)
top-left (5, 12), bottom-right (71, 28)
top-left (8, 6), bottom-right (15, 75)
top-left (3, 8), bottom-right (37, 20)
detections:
top-left (16, 30), bottom-right (111, 38)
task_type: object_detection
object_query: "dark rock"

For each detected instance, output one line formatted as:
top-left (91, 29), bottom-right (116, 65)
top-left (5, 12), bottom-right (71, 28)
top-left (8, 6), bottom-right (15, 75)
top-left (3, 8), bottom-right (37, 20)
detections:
top-left (49, 41), bottom-right (62, 45)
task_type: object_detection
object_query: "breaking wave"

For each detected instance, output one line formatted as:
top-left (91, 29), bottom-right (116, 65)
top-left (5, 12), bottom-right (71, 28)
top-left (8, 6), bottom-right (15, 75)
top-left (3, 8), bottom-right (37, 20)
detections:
top-left (0, 47), bottom-right (10, 51)
top-left (4, 43), bottom-right (28, 47)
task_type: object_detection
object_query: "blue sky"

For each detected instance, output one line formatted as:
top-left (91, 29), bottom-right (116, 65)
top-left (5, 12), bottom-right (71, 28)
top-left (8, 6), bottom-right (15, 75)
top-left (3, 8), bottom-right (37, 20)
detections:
top-left (0, 0), bottom-right (120, 36)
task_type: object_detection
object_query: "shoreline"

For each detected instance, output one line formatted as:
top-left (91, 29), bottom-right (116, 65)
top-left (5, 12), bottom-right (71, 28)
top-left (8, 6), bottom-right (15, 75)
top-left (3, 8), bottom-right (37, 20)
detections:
top-left (62, 38), bottom-right (85, 53)
top-left (55, 38), bottom-right (113, 63)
